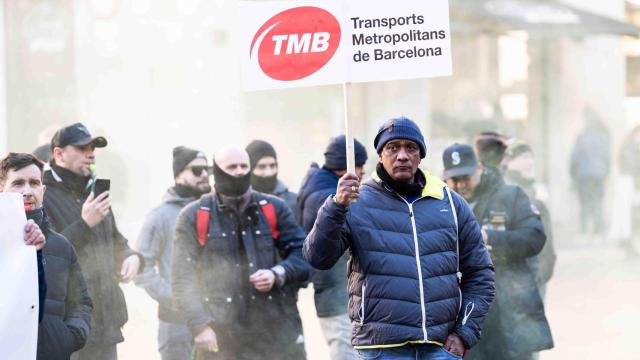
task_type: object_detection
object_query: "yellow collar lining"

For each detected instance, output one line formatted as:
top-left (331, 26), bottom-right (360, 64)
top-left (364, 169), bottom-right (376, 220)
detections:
top-left (371, 169), bottom-right (445, 200)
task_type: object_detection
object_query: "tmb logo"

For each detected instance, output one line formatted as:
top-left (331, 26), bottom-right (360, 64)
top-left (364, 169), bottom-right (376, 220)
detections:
top-left (250, 6), bottom-right (341, 81)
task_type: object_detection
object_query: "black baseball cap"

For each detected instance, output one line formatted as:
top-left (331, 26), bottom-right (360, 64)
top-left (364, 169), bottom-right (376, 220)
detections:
top-left (442, 143), bottom-right (479, 180)
top-left (50, 123), bottom-right (108, 150)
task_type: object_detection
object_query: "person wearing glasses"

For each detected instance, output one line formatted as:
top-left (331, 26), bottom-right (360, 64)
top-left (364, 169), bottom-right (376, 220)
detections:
top-left (134, 146), bottom-right (211, 360)
top-left (304, 117), bottom-right (495, 359)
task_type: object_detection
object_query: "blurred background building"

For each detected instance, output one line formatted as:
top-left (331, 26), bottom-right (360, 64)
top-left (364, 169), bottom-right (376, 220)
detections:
top-left (1, 0), bottom-right (639, 359)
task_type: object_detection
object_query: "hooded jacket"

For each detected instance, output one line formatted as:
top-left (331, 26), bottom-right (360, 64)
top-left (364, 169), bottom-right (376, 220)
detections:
top-left (304, 171), bottom-right (495, 349)
top-left (298, 164), bottom-right (349, 317)
top-left (43, 166), bottom-right (142, 345)
top-left (36, 209), bottom-right (93, 360)
top-left (134, 187), bottom-right (195, 323)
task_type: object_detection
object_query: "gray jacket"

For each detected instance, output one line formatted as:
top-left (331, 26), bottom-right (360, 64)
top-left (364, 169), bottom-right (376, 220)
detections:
top-left (135, 188), bottom-right (196, 323)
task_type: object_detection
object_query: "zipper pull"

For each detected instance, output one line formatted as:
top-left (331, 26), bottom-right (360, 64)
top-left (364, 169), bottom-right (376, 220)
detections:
top-left (461, 302), bottom-right (475, 326)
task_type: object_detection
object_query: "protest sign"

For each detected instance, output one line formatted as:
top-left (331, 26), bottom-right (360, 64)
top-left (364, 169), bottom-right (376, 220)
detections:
top-left (0, 193), bottom-right (38, 360)
top-left (240, 0), bottom-right (452, 91)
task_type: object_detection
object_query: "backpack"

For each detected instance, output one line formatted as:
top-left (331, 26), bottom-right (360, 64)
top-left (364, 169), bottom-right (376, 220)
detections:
top-left (195, 196), bottom-right (279, 247)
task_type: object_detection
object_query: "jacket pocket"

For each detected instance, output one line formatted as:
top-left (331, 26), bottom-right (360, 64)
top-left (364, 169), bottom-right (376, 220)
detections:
top-left (359, 284), bottom-right (367, 325)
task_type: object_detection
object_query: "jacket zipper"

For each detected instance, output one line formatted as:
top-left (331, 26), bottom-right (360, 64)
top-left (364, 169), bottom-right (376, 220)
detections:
top-left (360, 284), bottom-right (366, 325)
top-left (407, 202), bottom-right (428, 341)
top-left (457, 287), bottom-right (463, 317)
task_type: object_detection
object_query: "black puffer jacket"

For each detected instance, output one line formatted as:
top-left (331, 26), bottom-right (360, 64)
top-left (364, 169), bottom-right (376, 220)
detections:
top-left (35, 209), bottom-right (93, 360)
top-left (43, 165), bottom-right (142, 345)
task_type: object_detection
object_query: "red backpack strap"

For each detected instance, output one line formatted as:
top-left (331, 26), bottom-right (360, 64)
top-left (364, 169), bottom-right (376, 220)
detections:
top-left (196, 197), bottom-right (212, 247)
top-left (259, 199), bottom-right (279, 240)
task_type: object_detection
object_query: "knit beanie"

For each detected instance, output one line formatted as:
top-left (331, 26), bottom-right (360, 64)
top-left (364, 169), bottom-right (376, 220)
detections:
top-left (323, 135), bottom-right (368, 170)
top-left (173, 146), bottom-right (206, 178)
top-left (373, 117), bottom-right (426, 158)
top-left (246, 140), bottom-right (277, 170)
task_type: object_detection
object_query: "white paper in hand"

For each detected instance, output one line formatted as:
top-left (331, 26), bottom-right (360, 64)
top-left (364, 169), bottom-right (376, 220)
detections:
top-left (0, 193), bottom-right (38, 360)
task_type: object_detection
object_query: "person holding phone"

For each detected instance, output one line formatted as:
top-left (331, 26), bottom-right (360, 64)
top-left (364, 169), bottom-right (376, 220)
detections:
top-left (43, 123), bottom-right (143, 360)
top-left (134, 146), bottom-right (211, 360)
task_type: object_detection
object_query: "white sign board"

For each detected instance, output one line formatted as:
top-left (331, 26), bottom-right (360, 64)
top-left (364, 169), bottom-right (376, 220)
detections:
top-left (0, 193), bottom-right (38, 360)
top-left (240, 0), bottom-right (452, 91)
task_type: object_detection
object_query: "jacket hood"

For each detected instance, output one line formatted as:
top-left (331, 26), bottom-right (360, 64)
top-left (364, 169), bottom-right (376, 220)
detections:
top-left (298, 165), bottom-right (340, 207)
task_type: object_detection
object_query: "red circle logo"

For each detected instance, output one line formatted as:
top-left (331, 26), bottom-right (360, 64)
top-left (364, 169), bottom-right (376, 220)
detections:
top-left (250, 7), bottom-right (341, 81)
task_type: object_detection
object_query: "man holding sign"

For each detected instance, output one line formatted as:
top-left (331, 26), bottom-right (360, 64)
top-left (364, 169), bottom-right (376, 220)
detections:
top-left (304, 117), bottom-right (495, 358)
top-left (0, 152), bottom-right (94, 360)
top-left (0, 154), bottom-right (48, 321)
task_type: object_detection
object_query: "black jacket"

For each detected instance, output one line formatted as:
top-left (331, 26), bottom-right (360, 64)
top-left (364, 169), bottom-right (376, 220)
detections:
top-left (469, 169), bottom-right (553, 356)
top-left (37, 210), bottom-right (93, 360)
top-left (171, 191), bottom-right (310, 335)
top-left (43, 166), bottom-right (142, 345)
top-left (297, 164), bottom-right (349, 317)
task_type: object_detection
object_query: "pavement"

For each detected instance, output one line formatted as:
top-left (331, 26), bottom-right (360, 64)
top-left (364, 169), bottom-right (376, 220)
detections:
top-left (117, 244), bottom-right (640, 359)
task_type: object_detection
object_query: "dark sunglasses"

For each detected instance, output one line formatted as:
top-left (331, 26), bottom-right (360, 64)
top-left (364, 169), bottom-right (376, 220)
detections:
top-left (188, 166), bottom-right (210, 177)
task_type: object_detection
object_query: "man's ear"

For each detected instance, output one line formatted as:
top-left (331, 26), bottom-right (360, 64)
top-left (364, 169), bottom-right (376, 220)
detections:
top-left (52, 147), bottom-right (63, 162)
top-left (42, 184), bottom-right (46, 195)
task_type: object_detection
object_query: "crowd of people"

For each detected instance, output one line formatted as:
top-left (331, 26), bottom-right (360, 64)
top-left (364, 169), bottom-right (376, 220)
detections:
top-left (2, 117), bottom-right (562, 360)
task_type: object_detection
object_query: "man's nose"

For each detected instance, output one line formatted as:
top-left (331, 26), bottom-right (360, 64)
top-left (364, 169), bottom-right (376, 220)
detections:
top-left (396, 148), bottom-right (410, 161)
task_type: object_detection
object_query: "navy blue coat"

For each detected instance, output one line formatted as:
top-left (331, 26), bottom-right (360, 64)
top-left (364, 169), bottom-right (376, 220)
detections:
top-left (298, 164), bottom-right (349, 317)
top-left (304, 171), bottom-right (495, 349)
top-left (171, 191), bottom-right (311, 335)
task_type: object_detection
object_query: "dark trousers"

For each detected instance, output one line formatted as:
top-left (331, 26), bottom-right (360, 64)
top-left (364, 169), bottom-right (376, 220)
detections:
top-left (71, 343), bottom-right (117, 360)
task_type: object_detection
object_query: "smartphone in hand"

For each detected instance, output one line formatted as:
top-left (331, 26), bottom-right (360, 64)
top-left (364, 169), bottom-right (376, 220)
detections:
top-left (94, 179), bottom-right (111, 198)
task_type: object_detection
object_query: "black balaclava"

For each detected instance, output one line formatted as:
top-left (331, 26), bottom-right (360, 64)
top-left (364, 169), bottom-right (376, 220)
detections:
top-left (213, 161), bottom-right (251, 197)
top-left (246, 140), bottom-right (278, 194)
top-left (251, 173), bottom-right (277, 194)
top-left (376, 163), bottom-right (425, 199)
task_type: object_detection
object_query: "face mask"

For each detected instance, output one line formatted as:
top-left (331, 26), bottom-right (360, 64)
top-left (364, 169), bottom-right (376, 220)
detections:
top-left (251, 173), bottom-right (277, 194)
top-left (213, 161), bottom-right (251, 197)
